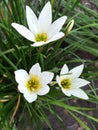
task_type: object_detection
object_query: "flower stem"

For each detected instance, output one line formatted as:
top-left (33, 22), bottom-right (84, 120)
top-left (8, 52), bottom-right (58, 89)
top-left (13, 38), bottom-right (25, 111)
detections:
top-left (10, 94), bottom-right (21, 126)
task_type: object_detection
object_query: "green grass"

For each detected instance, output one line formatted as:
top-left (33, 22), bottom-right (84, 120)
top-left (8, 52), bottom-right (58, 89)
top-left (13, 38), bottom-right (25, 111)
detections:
top-left (0, 0), bottom-right (98, 129)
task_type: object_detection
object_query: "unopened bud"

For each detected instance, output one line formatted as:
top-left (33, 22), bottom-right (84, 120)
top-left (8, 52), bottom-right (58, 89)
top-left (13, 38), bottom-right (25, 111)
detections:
top-left (65, 19), bottom-right (74, 36)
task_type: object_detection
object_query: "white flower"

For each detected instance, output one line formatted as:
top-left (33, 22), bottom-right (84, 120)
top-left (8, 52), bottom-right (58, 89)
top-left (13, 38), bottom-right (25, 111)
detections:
top-left (15, 63), bottom-right (54, 103)
top-left (11, 2), bottom-right (67, 47)
top-left (56, 64), bottom-right (90, 99)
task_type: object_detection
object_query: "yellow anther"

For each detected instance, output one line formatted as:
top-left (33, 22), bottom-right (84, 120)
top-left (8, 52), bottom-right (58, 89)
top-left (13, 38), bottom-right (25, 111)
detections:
top-left (26, 76), bottom-right (41, 92)
top-left (35, 33), bottom-right (48, 42)
top-left (61, 79), bottom-right (71, 89)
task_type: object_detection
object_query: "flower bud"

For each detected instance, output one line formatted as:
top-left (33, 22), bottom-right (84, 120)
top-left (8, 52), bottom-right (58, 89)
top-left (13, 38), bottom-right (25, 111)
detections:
top-left (65, 19), bottom-right (74, 36)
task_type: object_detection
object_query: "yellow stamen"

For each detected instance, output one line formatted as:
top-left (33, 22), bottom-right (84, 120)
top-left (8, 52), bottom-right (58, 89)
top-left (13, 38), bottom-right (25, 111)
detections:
top-left (61, 79), bottom-right (71, 89)
top-left (35, 33), bottom-right (48, 42)
top-left (26, 76), bottom-right (41, 92)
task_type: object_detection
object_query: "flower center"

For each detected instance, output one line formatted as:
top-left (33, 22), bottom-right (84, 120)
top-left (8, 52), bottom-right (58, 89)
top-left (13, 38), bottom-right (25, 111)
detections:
top-left (61, 79), bottom-right (71, 89)
top-left (35, 33), bottom-right (48, 42)
top-left (26, 76), bottom-right (41, 92)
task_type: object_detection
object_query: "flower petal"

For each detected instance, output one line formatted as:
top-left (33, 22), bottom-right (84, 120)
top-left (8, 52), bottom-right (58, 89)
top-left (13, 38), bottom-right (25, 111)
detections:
top-left (29, 63), bottom-right (41, 76)
top-left (69, 88), bottom-right (89, 99)
top-left (69, 64), bottom-right (84, 78)
top-left (38, 2), bottom-right (52, 32)
top-left (60, 64), bottom-right (69, 75)
top-left (37, 85), bottom-right (50, 95)
top-left (14, 69), bottom-right (29, 84)
top-left (56, 75), bottom-right (62, 87)
top-left (26, 6), bottom-right (38, 35)
top-left (31, 41), bottom-right (46, 47)
top-left (24, 92), bottom-right (37, 103)
top-left (49, 16), bottom-right (67, 38)
top-left (61, 88), bottom-right (71, 96)
top-left (48, 32), bottom-right (64, 43)
top-left (31, 32), bottom-right (64, 47)
top-left (18, 83), bottom-right (27, 93)
top-left (11, 23), bottom-right (35, 42)
top-left (41, 72), bottom-right (54, 85)
top-left (72, 78), bottom-right (90, 88)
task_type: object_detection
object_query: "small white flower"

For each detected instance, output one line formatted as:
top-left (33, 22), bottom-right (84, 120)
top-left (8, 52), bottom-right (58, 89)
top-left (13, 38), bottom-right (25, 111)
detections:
top-left (15, 63), bottom-right (54, 103)
top-left (56, 64), bottom-right (90, 99)
top-left (11, 2), bottom-right (67, 47)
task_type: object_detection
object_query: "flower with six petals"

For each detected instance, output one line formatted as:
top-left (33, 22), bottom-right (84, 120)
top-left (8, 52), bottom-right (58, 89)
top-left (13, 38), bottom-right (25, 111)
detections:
top-left (56, 64), bottom-right (90, 99)
top-left (15, 63), bottom-right (54, 103)
top-left (11, 2), bottom-right (67, 47)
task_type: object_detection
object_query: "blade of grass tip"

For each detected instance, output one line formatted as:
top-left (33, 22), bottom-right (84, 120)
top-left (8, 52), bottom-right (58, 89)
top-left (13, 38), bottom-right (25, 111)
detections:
top-left (16, 0), bottom-right (22, 22)
top-left (19, 0), bottom-right (26, 24)
top-left (76, 44), bottom-right (98, 57)
top-left (9, 0), bottom-right (19, 22)
top-left (78, 4), bottom-right (98, 18)
top-left (45, 45), bottom-right (68, 64)
top-left (46, 103), bottom-right (63, 122)
top-left (0, 24), bottom-right (21, 50)
top-left (0, 95), bottom-right (18, 119)
top-left (74, 109), bottom-right (98, 123)
top-left (0, 50), bottom-right (17, 70)
top-left (49, 100), bottom-right (95, 111)
top-left (48, 99), bottom-right (94, 129)
top-left (70, 23), bottom-right (98, 34)
top-left (89, 120), bottom-right (97, 130)
top-left (53, 0), bottom-right (62, 20)
top-left (0, 4), bottom-right (8, 26)
top-left (3, 0), bottom-right (13, 18)
top-left (51, 0), bottom-right (56, 8)
top-left (42, 0), bottom-right (46, 6)
top-left (62, 0), bottom-right (79, 16)
top-left (94, 0), bottom-right (98, 7)
top-left (43, 104), bottom-right (66, 130)
top-left (68, 0), bottom-right (80, 15)
top-left (0, 63), bottom-right (17, 84)
top-left (89, 83), bottom-right (97, 98)
top-left (25, 101), bottom-right (42, 120)
top-left (68, 110), bottom-right (91, 130)
top-left (37, 107), bottom-right (53, 130)
top-left (25, 102), bottom-right (32, 117)
top-left (14, 0), bottom-right (25, 24)
top-left (72, 0), bottom-right (80, 8)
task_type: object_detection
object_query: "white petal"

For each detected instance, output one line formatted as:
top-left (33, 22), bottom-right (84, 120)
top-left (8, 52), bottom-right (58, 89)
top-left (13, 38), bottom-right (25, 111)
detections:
top-left (41, 72), bottom-right (54, 85)
top-left (37, 85), bottom-right (50, 95)
top-left (72, 78), bottom-right (90, 88)
top-left (38, 2), bottom-right (52, 32)
top-left (61, 88), bottom-right (71, 96)
top-left (48, 32), bottom-right (64, 43)
top-left (29, 63), bottom-right (41, 75)
top-left (69, 88), bottom-right (89, 99)
top-left (31, 41), bottom-right (46, 47)
top-left (24, 92), bottom-right (37, 103)
top-left (14, 69), bottom-right (29, 83)
top-left (56, 75), bottom-right (62, 87)
top-left (31, 32), bottom-right (64, 47)
top-left (11, 23), bottom-right (35, 42)
top-left (49, 16), bottom-right (67, 38)
top-left (18, 83), bottom-right (27, 93)
top-left (26, 6), bottom-right (38, 34)
top-left (69, 64), bottom-right (84, 78)
top-left (60, 64), bottom-right (69, 75)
